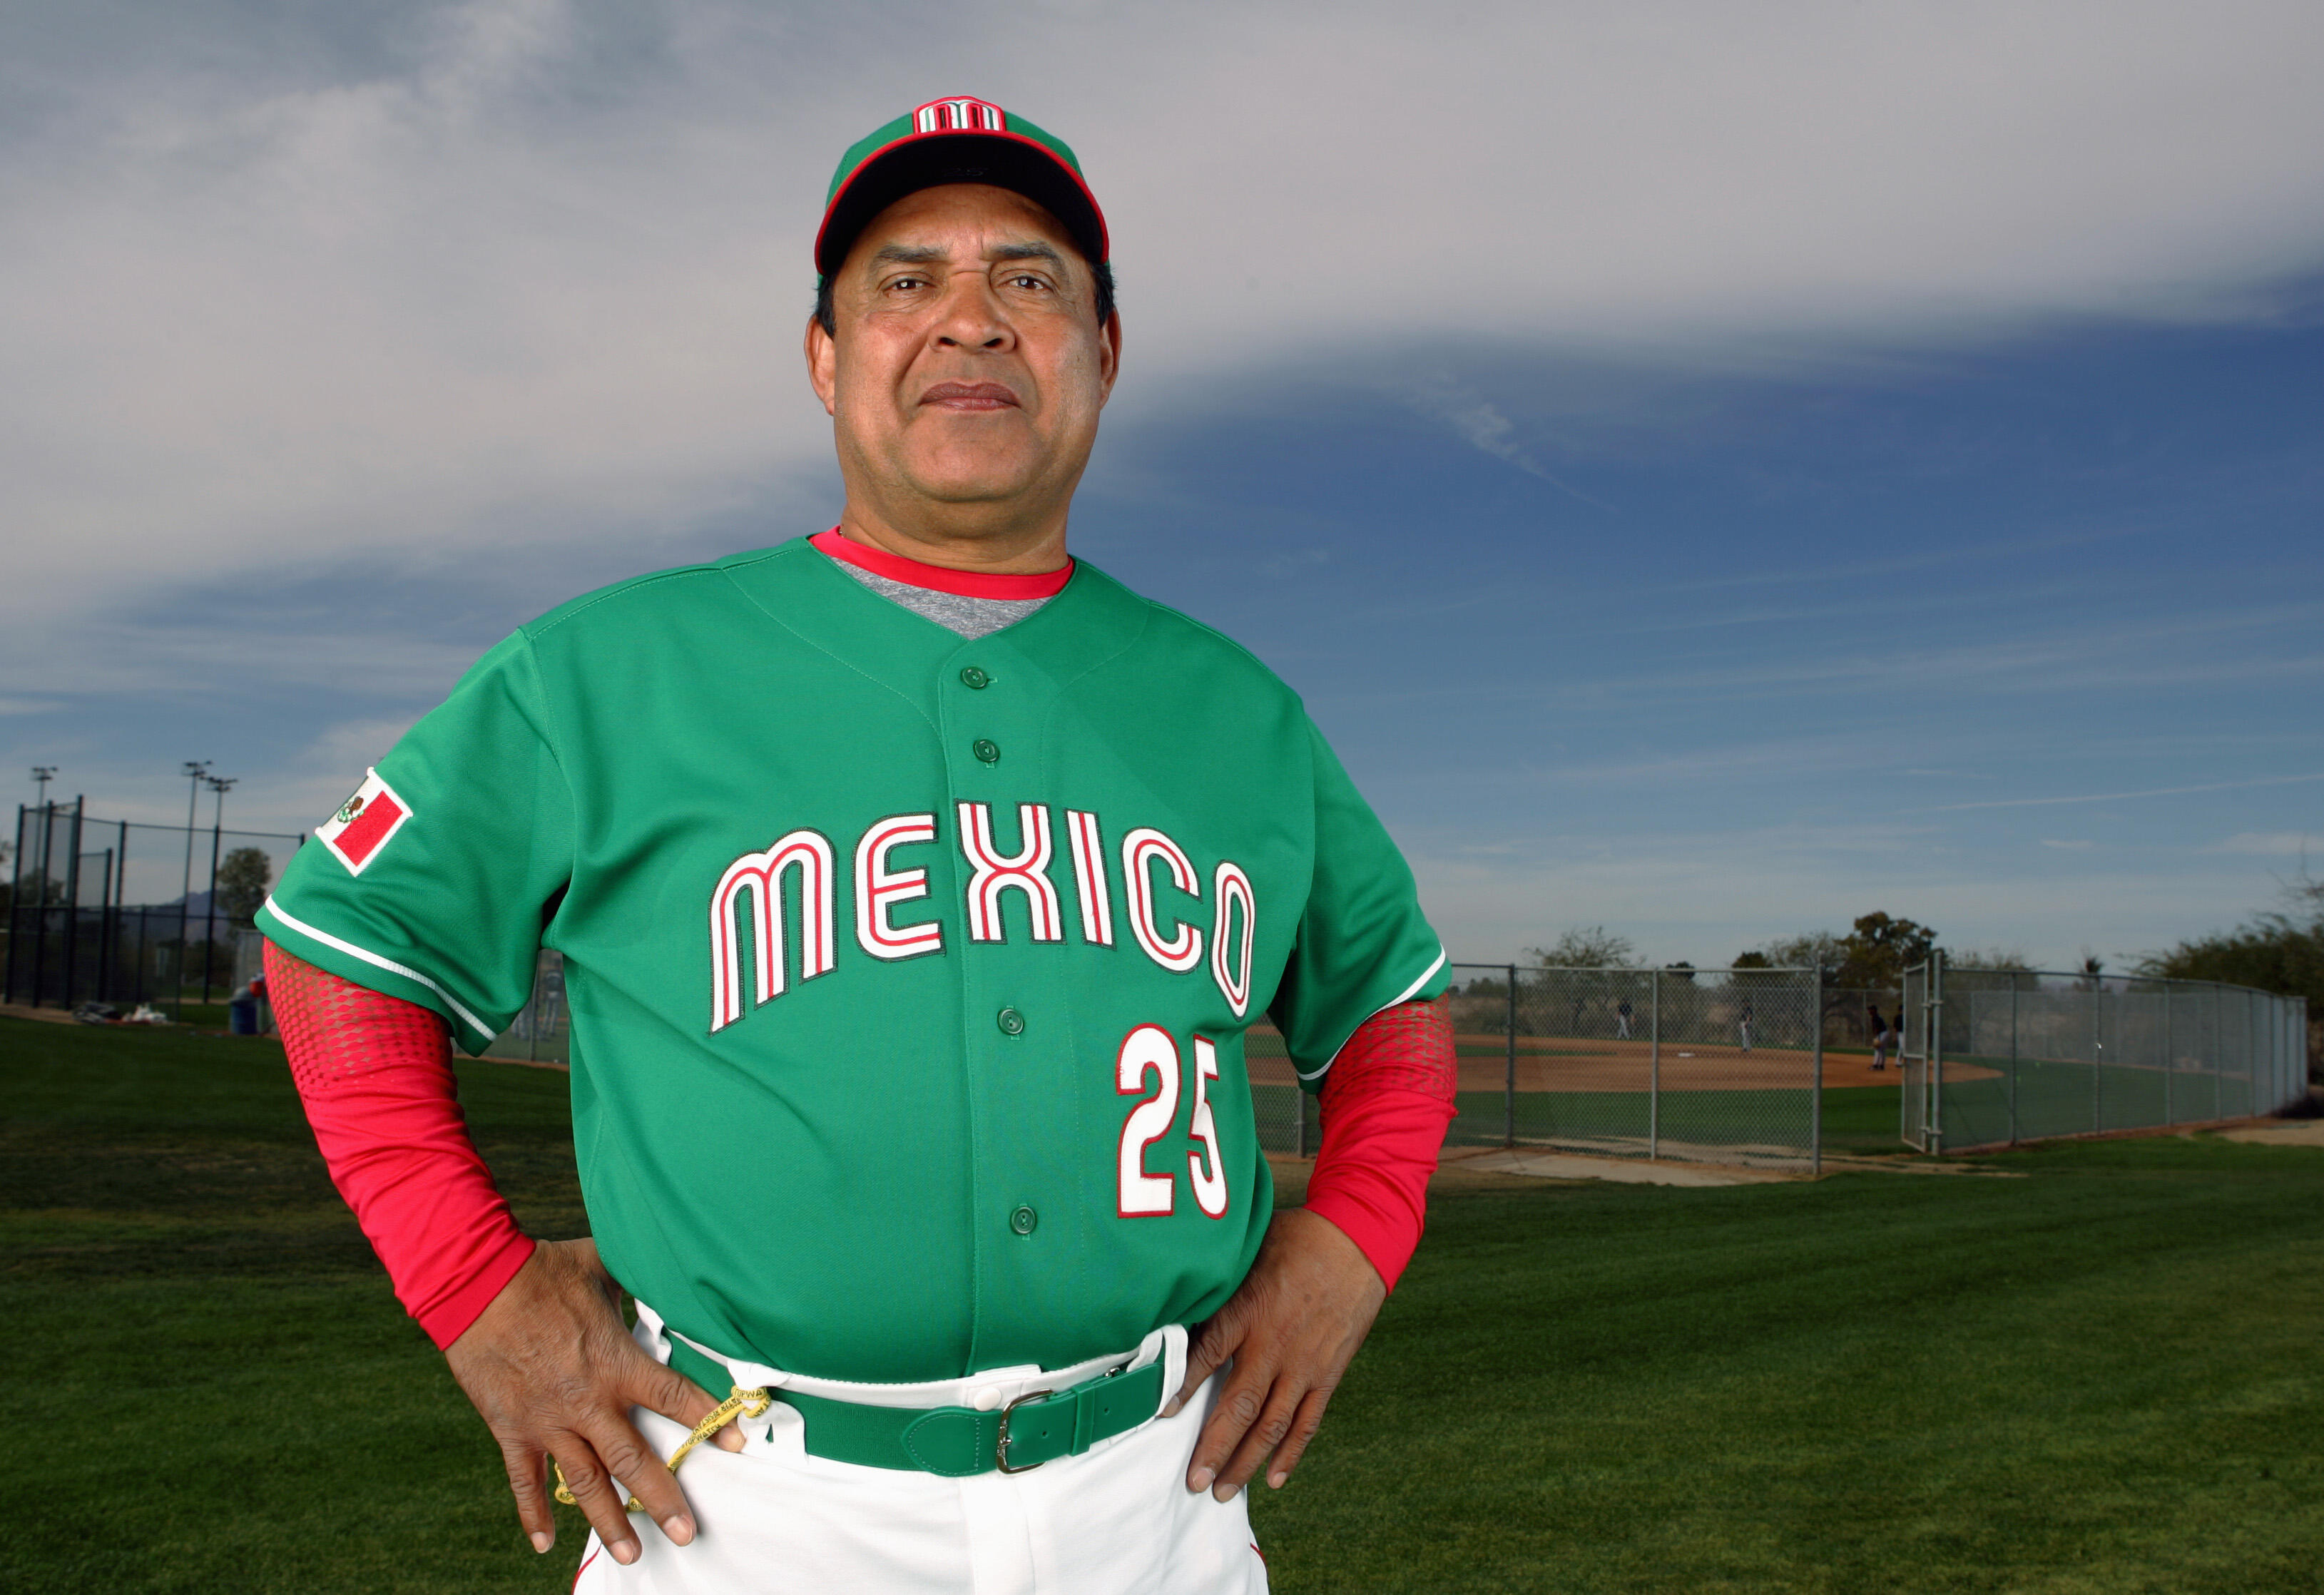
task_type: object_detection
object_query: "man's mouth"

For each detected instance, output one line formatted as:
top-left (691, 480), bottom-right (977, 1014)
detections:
top-left (919, 382), bottom-right (1020, 412)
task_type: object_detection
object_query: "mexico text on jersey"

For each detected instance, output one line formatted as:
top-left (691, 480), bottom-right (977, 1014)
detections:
top-left (708, 805), bottom-right (1257, 1032)
top-left (257, 537), bottom-right (1446, 1382)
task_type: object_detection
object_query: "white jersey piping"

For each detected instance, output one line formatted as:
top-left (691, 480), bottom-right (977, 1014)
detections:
top-left (1295, 947), bottom-right (1449, 1081)
top-left (260, 895), bottom-right (497, 1043)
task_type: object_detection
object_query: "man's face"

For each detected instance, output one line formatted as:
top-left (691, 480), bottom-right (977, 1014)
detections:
top-left (808, 183), bottom-right (1119, 528)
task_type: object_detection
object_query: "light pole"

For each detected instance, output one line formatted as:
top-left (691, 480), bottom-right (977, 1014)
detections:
top-left (29, 767), bottom-right (57, 907)
top-left (200, 775), bottom-right (237, 1004)
top-left (9, 766), bottom-right (61, 1006)
top-left (178, 760), bottom-right (210, 1016)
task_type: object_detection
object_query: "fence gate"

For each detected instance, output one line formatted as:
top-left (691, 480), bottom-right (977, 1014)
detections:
top-left (1899, 959), bottom-right (1940, 1151)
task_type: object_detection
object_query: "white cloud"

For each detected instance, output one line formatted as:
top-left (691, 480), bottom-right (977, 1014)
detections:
top-left (261, 715), bottom-right (432, 830)
top-left (1, 615), bottom-right (488, 703)
top-left (1399, 372), bottom-right (1614, 509)
top-left (2206, 831), bottom-right (2322, 857)
top-left (1925, 770), bottom-right (2324, 812)
top-left (4, 0), bottom-right (2323, 641)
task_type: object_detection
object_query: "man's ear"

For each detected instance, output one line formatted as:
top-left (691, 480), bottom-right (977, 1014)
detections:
top-left (1096, 310), bottom-right (1122, 407)
top-left (805, 313), bottom-right (839, 418)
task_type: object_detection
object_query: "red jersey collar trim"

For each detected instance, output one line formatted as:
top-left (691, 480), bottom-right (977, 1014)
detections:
top-left (812, 528), bottom-right (1074, 600)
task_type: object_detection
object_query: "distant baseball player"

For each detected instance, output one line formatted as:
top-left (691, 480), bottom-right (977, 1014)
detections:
top-left (1615, 997), bottom-right (1633, 1039)
top-left (1868, 1002), bottom-right (1890, 1069)
top-left (258, 98), bottom-right (1457, 1593)
top-left (1737, 999), bottom-right (1754, 1052)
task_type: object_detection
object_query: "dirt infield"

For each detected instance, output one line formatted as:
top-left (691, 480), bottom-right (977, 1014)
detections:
top-left (1247, 1028), bottom-right (1979, 1093)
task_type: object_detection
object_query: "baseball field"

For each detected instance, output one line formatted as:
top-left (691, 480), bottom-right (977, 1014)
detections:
top-left (8, 1014), bottom-right (2322, 1593)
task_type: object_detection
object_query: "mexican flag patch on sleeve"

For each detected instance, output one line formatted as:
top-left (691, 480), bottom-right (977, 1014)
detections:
top-left (317, 769), bottom-right (413, 877)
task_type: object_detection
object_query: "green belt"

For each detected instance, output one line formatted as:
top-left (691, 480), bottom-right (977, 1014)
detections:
top-left (666, 1337), bottom-right (1168, 1478)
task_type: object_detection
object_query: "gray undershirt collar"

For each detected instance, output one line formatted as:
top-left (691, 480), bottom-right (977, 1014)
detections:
top-left (833, 560), bottom-right (1054, 641)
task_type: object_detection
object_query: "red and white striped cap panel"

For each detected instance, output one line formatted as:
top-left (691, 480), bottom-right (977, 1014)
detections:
top-left (914, 97), bottom-right (1006, 135)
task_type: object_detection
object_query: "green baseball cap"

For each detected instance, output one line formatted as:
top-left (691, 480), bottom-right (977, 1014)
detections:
top-left (816, 96), bottom-right (1109, 279)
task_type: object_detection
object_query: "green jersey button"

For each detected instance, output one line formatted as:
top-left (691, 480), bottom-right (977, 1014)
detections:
top-left (996, 1007), bottom-right (1026, 1036)
top-left (959, 666), bottom-right (991, 690)
top-left (1009, 1205), bottom-right (1038, 1236)
top-left (972, 738), bottom-right (1000, 764)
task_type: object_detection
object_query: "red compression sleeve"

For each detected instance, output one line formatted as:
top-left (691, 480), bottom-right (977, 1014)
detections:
top-left (1301, 999), bottom-right (1459, 1293)
top-left (266, 942), bottom-right (535, 1348)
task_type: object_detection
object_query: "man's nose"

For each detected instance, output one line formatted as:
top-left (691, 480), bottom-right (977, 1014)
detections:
top-left (932, 275), bottom-right (1013, 350)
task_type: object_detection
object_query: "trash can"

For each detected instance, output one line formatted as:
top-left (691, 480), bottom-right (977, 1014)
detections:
top-left (228, 982), bottom-right (259, 1035)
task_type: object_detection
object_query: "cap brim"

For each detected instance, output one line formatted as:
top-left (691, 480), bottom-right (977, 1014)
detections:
top-left (815, 131), bottom-right (1109, 279)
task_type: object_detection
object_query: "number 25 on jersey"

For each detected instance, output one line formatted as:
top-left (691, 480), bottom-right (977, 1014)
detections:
top-left (1116, 1025), bottom-right (1230, 1220)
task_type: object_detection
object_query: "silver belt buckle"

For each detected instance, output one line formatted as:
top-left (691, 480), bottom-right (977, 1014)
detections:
top-left (996, 1387), bottom-right (1053, 1474)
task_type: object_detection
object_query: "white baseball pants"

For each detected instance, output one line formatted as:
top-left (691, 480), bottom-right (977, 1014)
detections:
top-left (571, 1310), bottom-right (1270, 1594)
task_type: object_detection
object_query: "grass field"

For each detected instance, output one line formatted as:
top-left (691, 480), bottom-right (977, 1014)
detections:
top-left (1932, 1056), bottom-right (2268, 1151)
top-left (6, 1015), bottom-right (2322, 1593)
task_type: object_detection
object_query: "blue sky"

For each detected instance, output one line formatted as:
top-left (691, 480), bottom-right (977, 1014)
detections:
top-left (1084, 311), bottom-right (2324, 966)
top-left (4, 1), bottom-right (2320, 969)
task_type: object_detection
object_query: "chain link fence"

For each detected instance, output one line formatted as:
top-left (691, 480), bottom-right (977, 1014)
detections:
top-left (4, 799), bottom-right (307, 1014)
top-left (496, 951), bottom-right (572, 1065)
top-left (486, 959), bottom-right (1831, 1168)
top-left (1899, 961), bottom-right (2310, 1153)
top-left (467, 951), bottom-right (2308, 1170)
top-left (17, 782), bottom-right (2305, 1161)
top-left (1442, 963), bottom-right (1829, 1171)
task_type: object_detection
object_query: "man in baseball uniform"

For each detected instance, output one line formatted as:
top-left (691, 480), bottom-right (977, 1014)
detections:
top-left (260, 98), bottom-right (1459, 1593)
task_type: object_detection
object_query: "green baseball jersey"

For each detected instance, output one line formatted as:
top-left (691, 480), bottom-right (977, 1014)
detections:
top-left (261, 537), bottom-right (1446, 1382)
